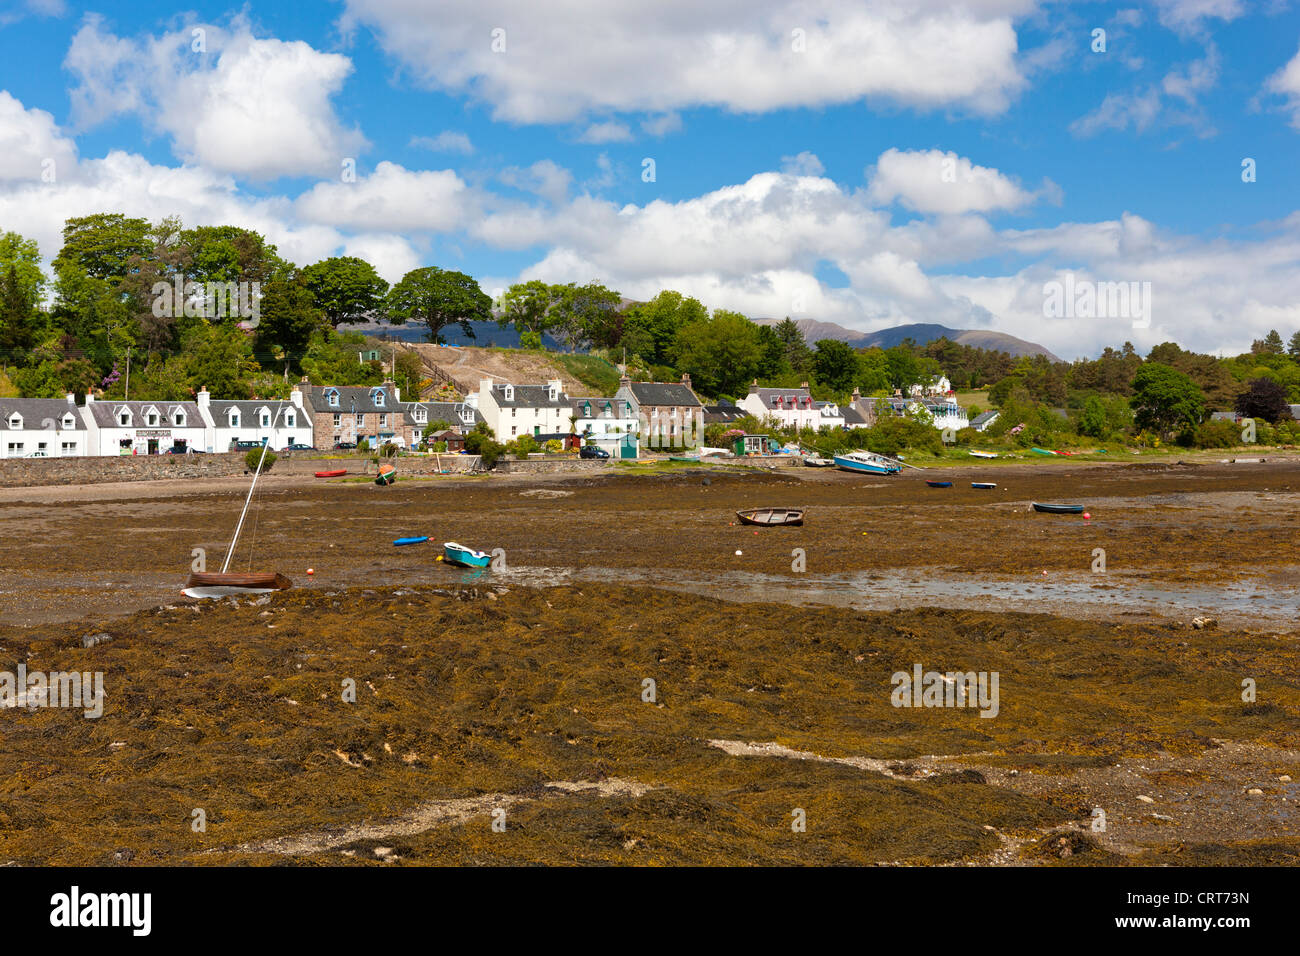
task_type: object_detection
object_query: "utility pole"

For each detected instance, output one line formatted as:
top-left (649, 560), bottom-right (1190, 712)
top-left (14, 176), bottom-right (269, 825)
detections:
top-left (124, 346), bottom-right (131, 400)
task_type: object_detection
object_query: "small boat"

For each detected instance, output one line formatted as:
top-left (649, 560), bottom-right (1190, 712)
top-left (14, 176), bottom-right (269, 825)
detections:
top-left (375, 463), bottom-right (397, 486)
top-left (314, 469), bottom-right (347, 478)
top-left (834, 450), bottom-right (901, 475)
top-left (803, 455), bottom-right (835, 467)
top-left (1031, 447), bottom-right (1058, 456)
top-left (971, 482), bottom-right (997, 489)
top-left (668, 456), bottom-right (700, 463)
top-left (184, 409), bottom-right (291, 600)
top-left (736, 507), bottom-right (804, 527)
top-left (1032, 502), bottom-right (1084, 514)
top-left (393, 536), bottom-right (429, 546)
top-left (925, 480), bottom-right (952, 488)
top-left (183, 571), bottom-right (291, 599)
top-left (968, 450), bottom-right (998, 459)
top-left (443, 541), bottom-right (492, 568)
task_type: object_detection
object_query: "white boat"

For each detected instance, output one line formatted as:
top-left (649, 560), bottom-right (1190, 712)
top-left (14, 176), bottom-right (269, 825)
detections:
top-left (968, 450), bottom-right (998, 459)
top-left (833, 450), bottom-right (901, 475)
top-left (803, 455), bottom-right (835, 467)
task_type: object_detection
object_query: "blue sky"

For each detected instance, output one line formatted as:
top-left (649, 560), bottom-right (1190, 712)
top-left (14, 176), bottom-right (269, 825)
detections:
top-left (2, 0), bottom-right (1300, 358)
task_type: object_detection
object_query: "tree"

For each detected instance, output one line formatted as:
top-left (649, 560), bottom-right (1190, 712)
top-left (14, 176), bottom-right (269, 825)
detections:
top-left (257, 277), bottom-right (325, 366)
top-left (301, 256), bottom-right (389, 327)
top-left (0, 231), bottom-right (46, 308)
top-left (1289, 331), bottom-right (1300, 359)
top-left (498, 280), bottom-right (560, 339)
top-left (622, 290), bottom-right (708, 365)
top-left (671, 309), bottom-right (765, 397)
top-left (1251, 330), bottom-right (1285, 355)
top-left (548, 281), bottom-right (621, 351)
top-left (1130, 362), bottom-right (1205, 438)
top-left (1236, 377), bottom-right (1292, 424)
top-left (385, 267), bottom-right (491, 344)
top-left (54, 213), bottom-right (151, 281)
top-left (1078, 395), bottom-right (1107, 438)
top-left (0, 264), bottom-right (35, 357)
top-left (184, 322), bottom-right (260, 398)
top-left (812, 338), bottom-right (859, 392)
top-left (180, 224), bottom-right (289, 285)
top-left (772, 318), bottom-right (812, 374)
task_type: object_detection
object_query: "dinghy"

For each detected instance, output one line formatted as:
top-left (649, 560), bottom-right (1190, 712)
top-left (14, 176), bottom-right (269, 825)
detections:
top-left (802, 455), bottom-right (835, 467)
top-left (393, 536), bottom-right (429, 546)
top-left (184, 414), bottom-right (292, 599)
top-left (971, 482), bottom-right (997, 489)
top-left (1032, 502), bottom-right (1084, 514)
top-left (925, 480), bottom-right (952, 488)
top-left (375, 463), bottom-right (397, 486)
top-left (736, 507), bottom-right (804, 527)
top-left (443, 541), bottom-right (492, 568)
top-left (968, 450), bottom-right (998, 459)
top-left (314, 469), bottom-right (347, 478)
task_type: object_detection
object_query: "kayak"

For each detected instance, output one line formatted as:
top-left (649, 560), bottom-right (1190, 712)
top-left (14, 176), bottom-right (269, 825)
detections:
top-left (1032, 502), bottom-right (1084, 514)
top-left (925, 480), bottom-right (952, 488)
top-left (314, 469), bottom-right (347, 478)
top-left (393, 536), bottom-right (429, 546)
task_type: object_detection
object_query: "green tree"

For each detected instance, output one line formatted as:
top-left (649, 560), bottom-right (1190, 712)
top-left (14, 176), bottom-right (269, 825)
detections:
top-left (622, 290), bottom-right (708, 365)
top-left (0, 231), bottom-right (46, 308)
top-left (671, 309), bottom-right (765, 397)
top-left (257, 277), bottom-right (325, 367)
top-left (54, 213), bottom-right (151, 281)
top-left (1288, 330), bottom-right (1300, 359)
top-left (185, 322), bottom-right (260, 398)
top-left (385, 267), bottom-right (491, 344)
top-left (1078, 394), bottom-right (1107, 438)
top-left (498, 279), bottom-right (560, 338)
top-left (772, 318), bottom-right (812, 374)
top-left (301, 256), bottom-right (389, 327)
top-left (548, 281), bottom-right (622, 350)
top-left (0, 264), bottom-right (35, 357)
top-left (812, 338), bottom-right (859, 392)
top-left (1251, 330), bottom-right (1285, 355)
top-left (1130, 362), bottom-right (1205, 439)
top-left (180, 224), bottom-right (289, 285)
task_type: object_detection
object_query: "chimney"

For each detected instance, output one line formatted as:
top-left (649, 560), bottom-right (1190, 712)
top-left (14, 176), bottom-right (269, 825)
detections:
top-left (680, 372), bottom-right (691, 389)
top-left (65, 392), bottom-right (75, 404)
top-left (619, 374), bottom-right (631, 389)
top-left (748, 379), bottom-right (759, 394)
top-left (86, 392), bottom-right (96, 404)
top-left (799, 381), bottom-right (809, 389)
top-left (851, 387), bottom-right (861, 400)
top-left (196, 386), bottom-right (210, 408)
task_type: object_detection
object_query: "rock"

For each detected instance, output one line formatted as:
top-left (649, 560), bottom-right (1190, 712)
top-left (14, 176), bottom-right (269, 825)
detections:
top-left (1247, 788), bottom-right (1264, 795)
top-left (1280, 775), bottom-right (1292, 783)
top-left (81, 632), bottom-right (113, 648)
top-left (1151, 813), bottom-right (1175, 821)
top-left (1136, 794), bottom-right (1155, 803)
top-left (112, 849), bottom-right (135, 863)
top-left (373, 846), bottom-right (394, 859)
top-left (1191, 616), bottom-right (1218, 630)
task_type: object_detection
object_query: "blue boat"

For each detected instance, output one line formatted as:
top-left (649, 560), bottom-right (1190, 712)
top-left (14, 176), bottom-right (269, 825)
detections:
top-left (443, 541), bottom-right (492, 568)
top-left (925, 480), bottom-right (952, 488)
top-left (972, 482), bottom-right (997, 489)
top-left (834, 450), bottom-right (901, 475)
top-left (393, 536), bottom-right (428, 546)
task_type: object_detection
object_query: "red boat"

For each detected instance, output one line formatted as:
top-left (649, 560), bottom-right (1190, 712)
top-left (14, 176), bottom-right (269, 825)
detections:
top-left (314, 469), bottom-right (347, 478)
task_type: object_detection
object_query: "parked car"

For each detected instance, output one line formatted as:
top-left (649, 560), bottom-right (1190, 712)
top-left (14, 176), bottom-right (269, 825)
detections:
top-left (580, 445), bottom-right (610, 459)
top-left (281, 443), bottom-right (315, 451)
top-left (165, 447), bottom-right (202, 454)
top-left (26, 451), bottom-right (47, 458)
top-left (333, 441), bottom-right (357, 450)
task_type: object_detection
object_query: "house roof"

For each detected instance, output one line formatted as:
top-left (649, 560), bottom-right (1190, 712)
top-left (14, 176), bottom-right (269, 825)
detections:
top-left (403, 401), bottom-right (481, 425)
top-left (208, 400), bottom-right (300, 423)
top-left (624, 382), bottom-right (701, 407)
top-left (0, 399), bottom-right (86, 430)
top-left (86, 400), bottom-right (201, 429)
top-left (748, 387), bottom-right (813, 410)
top-left (490, 383), bottom-right (569, 409)
top-left (572, 396), bottom-right (632, 416)
top-left (703, 402), bottom-right (744, 423)
top-left (842, 406), bottom-right (869, 426)
top-left (303, 384), bottom-right (398, 413)
top-left (971, 411), bottom-right (999, 427)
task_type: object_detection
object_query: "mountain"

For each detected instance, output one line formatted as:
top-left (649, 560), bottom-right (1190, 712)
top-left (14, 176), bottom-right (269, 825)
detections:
top-left (755, 318), bottom-right (1060, 361)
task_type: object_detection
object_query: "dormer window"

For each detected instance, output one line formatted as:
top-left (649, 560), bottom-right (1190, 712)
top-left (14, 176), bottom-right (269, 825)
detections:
top-left (373, 390), bottom-right (385, 407)
top-left (286, 412), bottom-right (295, 427)
top-left (548, 386), bottom-right (558, 402)
top-left (414, 407), bottom-right (426, 423)
top-left (61, 414), bottom-right (74, 428)
top-left (229, 411), bottom-right (240, 428)
top-left (118, 410), bottom-right (131, 426)
top-left (326, 389), bottom-right (339, 408)
top-left (260, 409), bottom-right (271, 427)
top-left (7, 414), bottom-right (21, 429)
top-left (502, 385), bottom-right (514, 402)
top-left (144, 407), bottom-right (159, 427)
top-left (174, 411), bottom-right (185, 427)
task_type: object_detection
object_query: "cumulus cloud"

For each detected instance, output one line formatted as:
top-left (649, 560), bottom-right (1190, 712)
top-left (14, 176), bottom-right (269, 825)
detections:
top-left (1152, 0), bottom-right (1245, 35)
top-left (0, 91), bottom-right (78, 182)
top-left (64, 14), bottom-right (367, 179)
top-left (1265, 42), bottom-right (1300, 128)
top-left (498, 159), bottom-right (572, 205)
top-left (865, 149), bottom-right (1036, 215)
top-left (780, 152), bottom-right (825, 177)
top-left (339, 0), bottom-right (1032, 123)
top-left (295, 161), bottom-right (472, 232)
top-left (577, 121), bottom-right (633, 144)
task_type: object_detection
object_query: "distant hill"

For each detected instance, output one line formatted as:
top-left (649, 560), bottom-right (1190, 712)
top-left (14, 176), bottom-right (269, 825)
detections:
top-left (339, 320), bottom-right (566, 350)
top-left (755, 318), bottom-right (1060, 361)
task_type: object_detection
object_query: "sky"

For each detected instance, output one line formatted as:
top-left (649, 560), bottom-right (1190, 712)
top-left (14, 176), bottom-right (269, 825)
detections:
top-left (2, 0), bottom-right (1300, 359)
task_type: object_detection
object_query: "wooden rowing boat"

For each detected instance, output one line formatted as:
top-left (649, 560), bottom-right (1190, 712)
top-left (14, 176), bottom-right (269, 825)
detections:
top-left (314, 469), bottom-right (347, 478)
top-left (1032, 502), bottom-right (1084, 514)
top-left (736, 507), bottom-right (804, 527)
top-left (971, 482), bottom-right (997, 489)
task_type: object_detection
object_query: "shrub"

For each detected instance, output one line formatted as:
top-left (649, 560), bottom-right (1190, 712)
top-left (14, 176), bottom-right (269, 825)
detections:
top-left (245, 447), bottom-right (276, 473)
top-left (380, 442), bottom-right (398, 458)
top-left (1192, 419), bottom-right (1240, 448)
top-left (507, 434), bottom-right (541, 459)
top-left (357, 438), bottom-right (370, 452)
top-left (544, 438), bottom-right (564, 454)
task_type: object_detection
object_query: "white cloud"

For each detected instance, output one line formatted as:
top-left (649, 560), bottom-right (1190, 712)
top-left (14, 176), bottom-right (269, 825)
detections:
top-left (1070, 87), bottom-right (1163, 136)
top-left (0, 91), bottom-right (78, 182)
top-left (410, 131), bottom-right (474, 154)
top-left (780, 152), bottom-right (825, 177)
top-left (641, 113), bottom-right (683, 137)
top-left (1152, 0), bottom-right (1245, 35)
top-left (339, 0), bottom-right (1032, 123)
top-left (866, 149), bottom-right (1035, 215)
top-left (295, 161), bottom-right (472, 232)
top-left (64, 15), bottom-right (367, 179)
top-left (499, 159), bottom-right (572, 205)
top-left (577, 121), bottom-right (633, 144)
top-left (1265, 42), bottom-right (1300, 128)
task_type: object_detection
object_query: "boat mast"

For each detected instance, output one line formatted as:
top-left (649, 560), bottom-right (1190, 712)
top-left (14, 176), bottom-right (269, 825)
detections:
top-left (222, 400), bottom-right (287, 573)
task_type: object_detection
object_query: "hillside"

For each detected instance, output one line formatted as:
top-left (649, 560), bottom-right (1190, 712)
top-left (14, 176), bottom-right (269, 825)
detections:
top-left (398, 343), bottom-right (620, 399)
top-left (755, 318), bottom-right (1060, 361)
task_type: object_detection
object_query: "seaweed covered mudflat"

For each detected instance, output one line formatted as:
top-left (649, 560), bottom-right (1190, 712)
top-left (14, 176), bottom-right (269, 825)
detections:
top-left (1, 580), bottom-right (1297, 866)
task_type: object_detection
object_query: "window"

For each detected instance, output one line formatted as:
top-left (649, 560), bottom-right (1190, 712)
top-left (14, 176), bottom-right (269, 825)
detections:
top-left (355, 414), bottom-right (363, 426)
top-left (174, 412), bottom-right (185, 426)
top-left (511, 408), bottom-right (516, 417)
top-left (326, 390), bottom-right (339, 407)
top-left (286, 413), bottom-right (295, 427)
top-left (119, 413), bottom-right (130, 426)
top-left (61, 442), bottom-right (76, 455)
top-left (7, 414), bottom-right (20, 429)
top-left (37, 442), bottom-right (47, 451)
top-left (373, 390), bottom-right (385, 407)
top-left (230, 412), bottom-right (240, 427)
top-left (261, 413), bottom-right (270, 427)
top-left (147, 412), bottom-right (158, 427)
top-left (511, 426), bottom-right (517, 436)
top-left (332, 413), bottom-right (340, 426)
top-left (61, 414), bottom-right (75, 428)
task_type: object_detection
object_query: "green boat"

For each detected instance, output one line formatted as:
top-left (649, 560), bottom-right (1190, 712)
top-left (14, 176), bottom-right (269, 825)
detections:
top-left (374, 463), bottom-right (397, 485)
top-left (668, 456), bottom-right (700, 463)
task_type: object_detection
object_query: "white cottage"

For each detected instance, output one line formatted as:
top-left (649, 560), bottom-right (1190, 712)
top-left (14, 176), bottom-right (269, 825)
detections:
top-left (198, 390), bottom-right (309, 450)
top-left (0, 396), bottom-right (88, 458)
top-left (475, 378), bottom-right (572, 442)
top-left (81, 396), bottom-right (207, 455)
